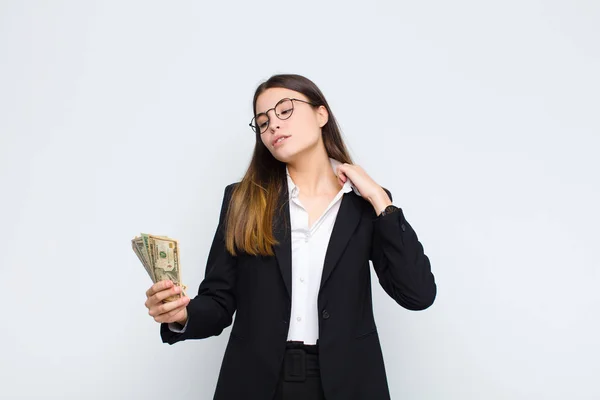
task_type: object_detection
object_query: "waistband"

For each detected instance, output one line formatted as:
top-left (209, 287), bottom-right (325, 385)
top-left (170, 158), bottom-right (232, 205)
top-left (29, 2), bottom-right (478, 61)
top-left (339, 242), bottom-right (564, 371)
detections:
top-left (282, 341), bottom-right (320, 381)
top-left (285, 340), bottom-right (319, 354)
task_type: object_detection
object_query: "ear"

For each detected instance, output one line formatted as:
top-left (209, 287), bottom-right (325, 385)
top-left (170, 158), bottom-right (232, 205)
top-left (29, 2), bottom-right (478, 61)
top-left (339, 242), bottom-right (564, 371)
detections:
top-left (316, 105), bottom-right (329, 128)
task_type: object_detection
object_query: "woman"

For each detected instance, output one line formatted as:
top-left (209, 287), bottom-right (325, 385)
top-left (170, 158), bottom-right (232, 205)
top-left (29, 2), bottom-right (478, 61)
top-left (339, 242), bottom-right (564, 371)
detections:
top-left (144, 73), bottom-right (437, 400)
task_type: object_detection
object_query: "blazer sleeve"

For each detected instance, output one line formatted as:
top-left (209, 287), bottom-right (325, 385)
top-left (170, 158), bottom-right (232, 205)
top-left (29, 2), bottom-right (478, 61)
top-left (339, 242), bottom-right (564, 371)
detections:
top-left (160, 183), bottom-right (238, 344)
top-left (369, 188), bottom-right (437, 311)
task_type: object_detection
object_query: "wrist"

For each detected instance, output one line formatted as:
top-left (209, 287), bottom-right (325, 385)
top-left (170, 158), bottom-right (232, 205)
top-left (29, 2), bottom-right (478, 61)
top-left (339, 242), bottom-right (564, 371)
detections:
top-left (369, 188), bottom-right (393, 215)
top-left (175, 312), bottom-right (188, 326)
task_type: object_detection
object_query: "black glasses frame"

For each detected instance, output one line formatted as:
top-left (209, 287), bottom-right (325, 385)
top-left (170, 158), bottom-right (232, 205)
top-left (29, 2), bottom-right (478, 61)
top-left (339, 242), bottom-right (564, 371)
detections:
top-left (249, 97), bottom-right (317, 134)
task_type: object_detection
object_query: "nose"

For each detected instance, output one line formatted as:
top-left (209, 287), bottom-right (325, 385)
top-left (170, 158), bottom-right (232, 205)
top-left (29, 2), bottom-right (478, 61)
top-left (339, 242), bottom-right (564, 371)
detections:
top-left (267, 115), bottom-right (280, 134)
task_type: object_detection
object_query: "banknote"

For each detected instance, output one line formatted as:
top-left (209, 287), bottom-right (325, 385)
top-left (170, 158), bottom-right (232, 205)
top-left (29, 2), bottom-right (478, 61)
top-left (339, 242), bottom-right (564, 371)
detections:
top-left (132, 237), bottom-right (153, 281)
top-left (131, 233), bottom-right (187, 303)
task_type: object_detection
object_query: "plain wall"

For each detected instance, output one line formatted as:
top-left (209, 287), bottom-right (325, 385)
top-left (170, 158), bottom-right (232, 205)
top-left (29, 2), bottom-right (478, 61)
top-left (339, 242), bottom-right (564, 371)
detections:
top-left (1, 1), bottom-right (598, 399)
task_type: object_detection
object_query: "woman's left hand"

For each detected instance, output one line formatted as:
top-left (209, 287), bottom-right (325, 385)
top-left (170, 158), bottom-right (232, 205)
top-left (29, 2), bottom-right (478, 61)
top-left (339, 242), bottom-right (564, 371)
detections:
top-left (335, 163), bottom-right (393, 214)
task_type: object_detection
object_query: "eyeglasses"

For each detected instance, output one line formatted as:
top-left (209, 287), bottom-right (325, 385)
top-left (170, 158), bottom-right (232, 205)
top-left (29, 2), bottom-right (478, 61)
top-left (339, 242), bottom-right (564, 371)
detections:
top-left (249, 97), bottom-right (317, 134)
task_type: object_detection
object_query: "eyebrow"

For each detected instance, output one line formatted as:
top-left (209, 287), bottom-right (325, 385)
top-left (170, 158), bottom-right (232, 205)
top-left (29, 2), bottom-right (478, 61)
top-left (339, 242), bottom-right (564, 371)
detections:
top-left (256, 97), bottom-right (285, 115)
top-left (255, 105), bottom-right (273, 116)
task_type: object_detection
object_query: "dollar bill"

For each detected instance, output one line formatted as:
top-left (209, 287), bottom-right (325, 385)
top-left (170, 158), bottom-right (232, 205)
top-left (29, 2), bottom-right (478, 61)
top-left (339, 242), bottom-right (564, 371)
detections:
top-left (132, 237), bottom-right (154, 281)
top-left (131, 233), bottom-right (187, 303)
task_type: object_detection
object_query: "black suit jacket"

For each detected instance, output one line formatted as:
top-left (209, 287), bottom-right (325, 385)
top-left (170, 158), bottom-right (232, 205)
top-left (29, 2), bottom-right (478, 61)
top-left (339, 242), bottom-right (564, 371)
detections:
top-left (161, 180), bottom-right (436, 400)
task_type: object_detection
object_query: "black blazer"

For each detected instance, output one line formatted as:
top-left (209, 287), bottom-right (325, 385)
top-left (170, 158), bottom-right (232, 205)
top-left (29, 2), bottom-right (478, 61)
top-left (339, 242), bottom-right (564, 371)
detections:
top-left (161, 180), bottom-right (437, 400)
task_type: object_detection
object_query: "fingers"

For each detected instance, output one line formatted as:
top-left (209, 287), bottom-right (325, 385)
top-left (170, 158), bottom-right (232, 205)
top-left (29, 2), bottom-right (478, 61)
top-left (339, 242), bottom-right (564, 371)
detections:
top-left (144, 279), bottom-right (190, 324)
top-left (145, 282), bottom-right (182, 309)
top-left (149, 296), bottom-right (190, 323)
top-left (146, 279), bottom-right (173, 298)
top-left (336, 167), bottom-right (347, 183)
top-left (152, 305), bottom-right (186, 324)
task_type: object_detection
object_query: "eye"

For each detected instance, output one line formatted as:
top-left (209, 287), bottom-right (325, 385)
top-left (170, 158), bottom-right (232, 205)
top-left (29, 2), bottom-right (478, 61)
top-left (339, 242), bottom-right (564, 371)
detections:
top-left (280, 108), bottom-right (292, 115)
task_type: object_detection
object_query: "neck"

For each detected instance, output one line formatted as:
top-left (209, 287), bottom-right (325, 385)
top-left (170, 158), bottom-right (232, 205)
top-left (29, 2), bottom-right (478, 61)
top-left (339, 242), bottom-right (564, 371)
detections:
top-left (286, 148), bottom-right (340, 197)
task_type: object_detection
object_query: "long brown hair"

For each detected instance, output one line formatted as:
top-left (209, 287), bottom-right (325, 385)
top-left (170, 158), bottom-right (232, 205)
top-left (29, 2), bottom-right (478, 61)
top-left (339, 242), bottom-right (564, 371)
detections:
top-left (224, 74), bottom-right (354, 256)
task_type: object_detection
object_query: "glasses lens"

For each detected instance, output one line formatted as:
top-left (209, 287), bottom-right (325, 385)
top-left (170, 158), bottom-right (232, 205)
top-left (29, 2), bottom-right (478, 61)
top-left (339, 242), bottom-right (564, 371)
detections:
top-left (254, 114), bottom-right (269, 133)
top-left (275, 99), bottom-right (293, 120)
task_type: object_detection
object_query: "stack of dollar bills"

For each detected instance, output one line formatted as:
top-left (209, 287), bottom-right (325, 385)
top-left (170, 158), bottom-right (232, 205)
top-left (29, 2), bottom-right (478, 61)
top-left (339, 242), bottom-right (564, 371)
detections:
top-left (131, 233), bottom-right (187, 302)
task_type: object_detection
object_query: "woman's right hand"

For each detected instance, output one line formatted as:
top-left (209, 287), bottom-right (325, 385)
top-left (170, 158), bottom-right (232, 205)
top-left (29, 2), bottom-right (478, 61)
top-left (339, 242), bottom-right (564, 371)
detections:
top-left (145, 280), bottom-right (190, 326)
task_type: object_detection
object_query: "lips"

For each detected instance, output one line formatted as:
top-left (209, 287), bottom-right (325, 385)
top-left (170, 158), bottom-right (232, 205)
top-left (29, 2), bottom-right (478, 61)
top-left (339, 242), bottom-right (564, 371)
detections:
top-left (272, 135), bottom-right (290, 147)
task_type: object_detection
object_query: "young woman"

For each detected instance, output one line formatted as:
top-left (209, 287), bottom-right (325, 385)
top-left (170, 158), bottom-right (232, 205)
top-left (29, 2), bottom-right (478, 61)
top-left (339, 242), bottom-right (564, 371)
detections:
top-left (144, 73), bottom-right (437, 400)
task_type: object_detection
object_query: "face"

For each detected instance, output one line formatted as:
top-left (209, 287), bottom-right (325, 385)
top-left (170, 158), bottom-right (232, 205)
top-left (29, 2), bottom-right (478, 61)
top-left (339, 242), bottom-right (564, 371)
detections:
top-left (255, 88), bottom-right (328, 163)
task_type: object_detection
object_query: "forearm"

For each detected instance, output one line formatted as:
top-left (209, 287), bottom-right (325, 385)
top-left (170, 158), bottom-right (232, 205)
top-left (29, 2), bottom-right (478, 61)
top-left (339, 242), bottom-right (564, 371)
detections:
top-left (367, 187), bottom-right (393, 216)
top-left (371, 209), bottom-right (437, 310)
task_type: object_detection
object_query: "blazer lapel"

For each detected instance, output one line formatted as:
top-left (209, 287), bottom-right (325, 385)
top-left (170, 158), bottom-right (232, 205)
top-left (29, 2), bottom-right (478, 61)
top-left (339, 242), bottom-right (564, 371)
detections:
top-left (273, 183), bottom-right (292, 300)
top-left (319, 192), bottom-right (362, 291)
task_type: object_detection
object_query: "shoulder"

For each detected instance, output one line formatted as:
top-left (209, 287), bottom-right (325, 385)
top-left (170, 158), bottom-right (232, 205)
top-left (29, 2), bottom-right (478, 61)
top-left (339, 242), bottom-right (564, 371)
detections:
top-left (220, 182), bottom-right (242, 207)
top-left (216, 182), bottom-right (241, 221)
top-left (224, 181), bottom-right (241, 196)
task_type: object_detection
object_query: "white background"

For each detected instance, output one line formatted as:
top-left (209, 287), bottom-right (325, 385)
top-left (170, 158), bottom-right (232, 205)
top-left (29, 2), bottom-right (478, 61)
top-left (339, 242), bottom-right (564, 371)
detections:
top-left (1, 1), bottom-right (598, 399)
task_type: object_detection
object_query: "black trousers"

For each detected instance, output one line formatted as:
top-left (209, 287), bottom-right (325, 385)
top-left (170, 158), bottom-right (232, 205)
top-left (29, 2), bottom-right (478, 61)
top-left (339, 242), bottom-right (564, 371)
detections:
top-left (273, 341), bottom-right (326, 400)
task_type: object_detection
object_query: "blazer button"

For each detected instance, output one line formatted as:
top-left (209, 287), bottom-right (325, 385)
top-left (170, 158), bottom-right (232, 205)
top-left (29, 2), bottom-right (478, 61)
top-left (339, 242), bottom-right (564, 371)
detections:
top-left (401, 223), bottom-right (406, 232)
top-left (322, 310), bottom-right (330, 319)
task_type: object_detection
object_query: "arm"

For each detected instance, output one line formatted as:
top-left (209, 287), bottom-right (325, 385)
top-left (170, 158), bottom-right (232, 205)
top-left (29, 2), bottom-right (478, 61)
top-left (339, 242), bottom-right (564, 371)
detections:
top-left (369, 188), bottom-right (437, 310)
top-left (160, 183), bottom-right (238, 344)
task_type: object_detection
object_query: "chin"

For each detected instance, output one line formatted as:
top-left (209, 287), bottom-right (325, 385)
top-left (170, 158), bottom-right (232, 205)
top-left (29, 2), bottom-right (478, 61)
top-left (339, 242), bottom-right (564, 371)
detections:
top-left (271, 152), bottom-right (295, 164)
top-left (269, 145), bottom-right (296, 163)
top-left (270, 137), bottom-right (315, 163)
